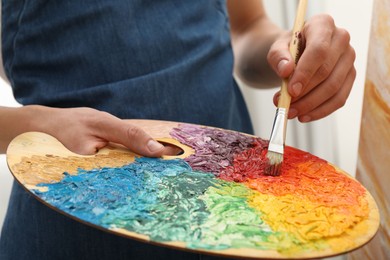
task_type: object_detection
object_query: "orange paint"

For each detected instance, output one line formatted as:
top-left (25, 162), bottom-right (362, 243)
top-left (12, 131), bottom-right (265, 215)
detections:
top-left (242, 146), bottom-right (370, 251)
top-left (247, 147), bottom-right (366, 208)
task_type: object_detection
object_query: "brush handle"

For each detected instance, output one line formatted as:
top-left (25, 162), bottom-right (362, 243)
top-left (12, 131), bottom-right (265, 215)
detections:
top-left (277, 0), bottom-right (308, 110)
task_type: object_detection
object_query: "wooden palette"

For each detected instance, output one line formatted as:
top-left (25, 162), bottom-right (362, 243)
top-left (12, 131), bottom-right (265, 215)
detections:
top-left (6, 120), bottom-right (379, 259)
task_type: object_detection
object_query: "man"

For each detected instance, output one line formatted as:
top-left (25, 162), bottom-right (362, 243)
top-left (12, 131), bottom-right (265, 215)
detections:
top-left (0, 1), bottom-right (355, 259)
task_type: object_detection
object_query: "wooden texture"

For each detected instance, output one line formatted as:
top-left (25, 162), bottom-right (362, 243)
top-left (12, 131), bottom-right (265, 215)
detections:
top-left (277, 0), bottom-right (307, 110)
top-left (6, 120), bottom-right (380, 259)
top-left (348, 0), bottom-right (390, 257)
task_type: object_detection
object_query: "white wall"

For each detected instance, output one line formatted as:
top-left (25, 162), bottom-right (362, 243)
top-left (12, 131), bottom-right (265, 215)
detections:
top-left (324, 0), bottom-right (373, 176)
top-left (0, 78), bottom-right (20, 230)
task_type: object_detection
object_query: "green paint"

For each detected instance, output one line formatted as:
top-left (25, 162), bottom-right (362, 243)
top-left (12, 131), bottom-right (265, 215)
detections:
top-left (33, 158), bottom-right (292, 252)
top-left (190, 181), bottom-right (275, 250)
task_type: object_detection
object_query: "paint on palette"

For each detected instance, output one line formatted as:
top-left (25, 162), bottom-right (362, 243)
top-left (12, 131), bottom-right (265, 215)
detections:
top-left (33, 157), bottom-right (276, 250)
top-left (170, 124), bottom-right (269, 178)
top-left (171, 124), bottom-right (370, 252)
top-left (32, 124), bottom-right (370, 255)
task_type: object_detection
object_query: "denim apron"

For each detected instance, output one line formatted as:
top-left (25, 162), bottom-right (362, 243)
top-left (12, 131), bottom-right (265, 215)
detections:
top-left (1, 1), bottom-right (253, 259)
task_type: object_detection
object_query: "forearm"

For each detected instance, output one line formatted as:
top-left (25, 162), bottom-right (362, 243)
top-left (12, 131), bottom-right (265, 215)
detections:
top-left (0, 105), bottom-right (168, 157)
top-left (0, 105), bottom-right (50, 153)
top-left (231, 16), bottom-right (287, 89)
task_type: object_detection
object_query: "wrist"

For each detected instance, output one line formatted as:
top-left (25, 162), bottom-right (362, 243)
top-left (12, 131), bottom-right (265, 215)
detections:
top-left (21, 105), bottom-right (57, 134)
top-left (0, 105), bottom-right (57, 153)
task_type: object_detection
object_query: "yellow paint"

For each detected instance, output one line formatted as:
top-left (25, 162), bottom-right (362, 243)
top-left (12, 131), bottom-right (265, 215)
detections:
top-left (247, 189), bottom-right (369, 252)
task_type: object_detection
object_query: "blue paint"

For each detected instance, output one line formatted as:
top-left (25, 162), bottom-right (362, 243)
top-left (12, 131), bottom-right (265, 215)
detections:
top-left (32, 157), bottom-right (274, 249)
top-left (33, 158), bottom-right (217, 241)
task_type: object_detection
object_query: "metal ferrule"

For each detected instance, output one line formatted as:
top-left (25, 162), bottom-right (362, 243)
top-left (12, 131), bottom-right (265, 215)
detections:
top-left (268, 108), bottom-right (287, 155)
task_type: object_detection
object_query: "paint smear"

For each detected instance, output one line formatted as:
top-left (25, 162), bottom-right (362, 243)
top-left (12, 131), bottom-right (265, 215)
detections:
top-left (33, 158), bottom-right (278, 250)
top-left (31, 124), bottom-right (371, 256)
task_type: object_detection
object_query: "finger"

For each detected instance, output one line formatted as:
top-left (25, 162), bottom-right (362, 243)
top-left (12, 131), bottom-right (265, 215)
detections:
top-left (297, 66), bottom-right (356, 122)
top-left (289, 43), bottom-right (356, 118)
top-left (75, 138), bottom-right (108, 155)
top-left (267, 33), bottom-right (296, 78)
top-left (292, 28), bottom-right (351, 100)
top-left (95, 113), bottom-right (165, 157)
top-left (288, 15), bottom-right (336, 97)
top-left (56, 128), bottom-right (110, 155)
top-left (123, 125), bottom-right (165, 157)
top-left (272, 91), bottom-right (281, 106)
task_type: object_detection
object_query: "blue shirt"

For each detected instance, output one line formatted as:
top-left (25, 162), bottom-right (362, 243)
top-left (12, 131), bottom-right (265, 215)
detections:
top-left (1, 2), bottom-right (255, 258)
top-left (2, 0), bottom-right (253, 133)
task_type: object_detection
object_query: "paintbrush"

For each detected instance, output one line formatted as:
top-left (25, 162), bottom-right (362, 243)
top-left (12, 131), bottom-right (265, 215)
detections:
top-left (265, 0), bottom-right (308, 176)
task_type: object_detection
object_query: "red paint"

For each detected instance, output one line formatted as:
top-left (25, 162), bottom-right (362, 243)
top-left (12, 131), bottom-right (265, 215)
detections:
top-left (219, 144), bottom-right (366, 208)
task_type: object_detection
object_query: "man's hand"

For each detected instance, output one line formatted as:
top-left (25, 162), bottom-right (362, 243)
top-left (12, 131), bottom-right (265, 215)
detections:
top-left (48, 107), bottom-right (166, 156)
top-left (0, 105), bottom-right (166, 156)
top-left (268, 14), bottom-right (356, 122)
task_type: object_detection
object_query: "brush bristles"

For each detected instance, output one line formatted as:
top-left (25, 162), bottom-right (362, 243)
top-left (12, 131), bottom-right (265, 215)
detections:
top-left (266, 150), bottom-right (283, 165)
top-left (265, 151), bottom-right (283, 176)
top-left (266, 108), bottom-right (287, 176)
